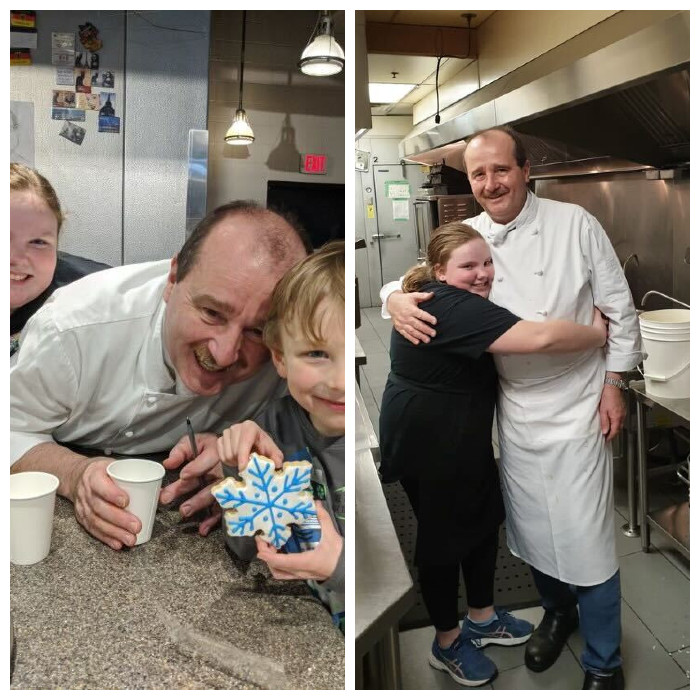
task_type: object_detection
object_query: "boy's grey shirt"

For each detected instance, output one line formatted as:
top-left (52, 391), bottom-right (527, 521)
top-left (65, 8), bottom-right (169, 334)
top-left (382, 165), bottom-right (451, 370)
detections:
top-left (222, 395), bottom-right (345, 594)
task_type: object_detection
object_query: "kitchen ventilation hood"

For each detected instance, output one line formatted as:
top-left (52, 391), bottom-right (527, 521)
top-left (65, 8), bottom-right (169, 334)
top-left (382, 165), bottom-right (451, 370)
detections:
top-left (399, 11), bottom-right (689, 173)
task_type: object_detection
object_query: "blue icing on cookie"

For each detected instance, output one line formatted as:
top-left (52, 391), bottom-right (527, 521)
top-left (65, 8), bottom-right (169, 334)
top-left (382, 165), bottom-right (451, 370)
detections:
top-left (211, 453), bottom-right (316, 549)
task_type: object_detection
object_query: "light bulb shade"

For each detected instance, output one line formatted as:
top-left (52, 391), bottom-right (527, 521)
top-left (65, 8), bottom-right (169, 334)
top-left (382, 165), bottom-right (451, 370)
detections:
top-left (224, 108), bottom-right (255, 145)
top-left (299, 34), bottom-right (345, 76)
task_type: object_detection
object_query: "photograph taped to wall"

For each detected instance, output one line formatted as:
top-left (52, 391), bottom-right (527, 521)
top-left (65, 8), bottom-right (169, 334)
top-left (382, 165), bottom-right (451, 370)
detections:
top-left (99, 92), bottom-right (116, 117)
top-left (52, 90), bottom-right (76, 109)
top-left (91, 70), bottom-right (114, 88)
top-left (75, 51), bottom-right (99, 70)
top-left (10, 101), bottom-right (34, 167)
top-left (51, 107), bottom-right (85, 122)
top-left (98, 115), bottom-right (120, 133)
top-left (59, 120), bottom-right (86, 145)
top-left (76, 93), bottom-right (100, 111)
top-left (74, 68), bottom-right (92, 94)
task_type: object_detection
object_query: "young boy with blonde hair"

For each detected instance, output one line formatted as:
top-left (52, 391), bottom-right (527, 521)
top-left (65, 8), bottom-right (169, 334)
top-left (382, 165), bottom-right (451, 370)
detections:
top-left (216, 240), bottom-right (345, 630)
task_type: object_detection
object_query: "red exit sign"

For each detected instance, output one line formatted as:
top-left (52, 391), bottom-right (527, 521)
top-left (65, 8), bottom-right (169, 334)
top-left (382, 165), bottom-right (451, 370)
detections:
top-left (301, 153), bottom-right (327, 174)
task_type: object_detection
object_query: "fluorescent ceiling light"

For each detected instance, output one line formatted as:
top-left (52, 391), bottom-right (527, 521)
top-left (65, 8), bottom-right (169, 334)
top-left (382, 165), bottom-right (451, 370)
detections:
top-left (369, 82), bottom-right (416, 104)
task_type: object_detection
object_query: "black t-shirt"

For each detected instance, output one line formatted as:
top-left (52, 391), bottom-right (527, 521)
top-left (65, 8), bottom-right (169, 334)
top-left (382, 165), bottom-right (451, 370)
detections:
top-left (389, 281), bottom-right (520, 394)
top-left (380, 281), bottom-right (520, 483)
top-left (11, 251), bottom-right (110, 337)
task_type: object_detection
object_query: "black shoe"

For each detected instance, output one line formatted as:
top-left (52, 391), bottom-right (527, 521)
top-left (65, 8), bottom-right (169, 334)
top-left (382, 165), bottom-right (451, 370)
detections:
top-left (583, 667), bottom-right (625, 690)
top-left (524, 607), bottom-right (579, 672)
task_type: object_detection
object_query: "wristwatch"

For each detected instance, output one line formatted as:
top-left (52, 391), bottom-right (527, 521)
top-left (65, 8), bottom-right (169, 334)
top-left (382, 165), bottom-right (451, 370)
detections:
top-left (604, 376), bottom-right (628, 391)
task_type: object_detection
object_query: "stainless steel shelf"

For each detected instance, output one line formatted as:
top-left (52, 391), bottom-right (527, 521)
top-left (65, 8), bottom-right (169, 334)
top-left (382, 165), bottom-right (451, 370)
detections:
top-left (631, 380), bottom-right (690, 559)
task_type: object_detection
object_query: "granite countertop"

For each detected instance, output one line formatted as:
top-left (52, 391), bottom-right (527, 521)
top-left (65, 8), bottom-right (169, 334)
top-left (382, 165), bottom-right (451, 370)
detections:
top-left (10, 497), bottom-right (344, 690)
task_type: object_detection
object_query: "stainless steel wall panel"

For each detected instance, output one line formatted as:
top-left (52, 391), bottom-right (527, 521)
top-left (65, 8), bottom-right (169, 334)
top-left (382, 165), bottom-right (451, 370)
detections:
top-left (10, 11), bottom-right (126, 267)
top-left (669, 179), bottom-right (690, 306)
top-left (535, 173), bottom-right (688, 311)
top-left (123, 11), bottom-right (210, 264)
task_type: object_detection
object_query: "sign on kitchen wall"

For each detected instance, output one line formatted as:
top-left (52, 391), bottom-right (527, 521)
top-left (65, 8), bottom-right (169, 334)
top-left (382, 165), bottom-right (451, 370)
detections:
top-left (385, 179), bottom-right (410, 200)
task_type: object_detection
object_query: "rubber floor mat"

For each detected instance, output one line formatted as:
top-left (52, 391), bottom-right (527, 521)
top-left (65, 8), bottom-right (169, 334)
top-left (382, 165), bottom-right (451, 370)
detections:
top-left (382, 480), bottom-right (541, 631)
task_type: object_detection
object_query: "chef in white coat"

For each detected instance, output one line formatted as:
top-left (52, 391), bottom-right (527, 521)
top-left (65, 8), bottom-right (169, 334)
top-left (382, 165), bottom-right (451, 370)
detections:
top-left (11, 201), bottom-right (308, 552)
top-left (381, 127), bottom-right (641, 690)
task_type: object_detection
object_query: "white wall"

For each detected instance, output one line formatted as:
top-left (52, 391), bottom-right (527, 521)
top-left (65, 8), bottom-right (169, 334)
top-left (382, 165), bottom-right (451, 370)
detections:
top-left (207, 11), bottom-right (344, 210)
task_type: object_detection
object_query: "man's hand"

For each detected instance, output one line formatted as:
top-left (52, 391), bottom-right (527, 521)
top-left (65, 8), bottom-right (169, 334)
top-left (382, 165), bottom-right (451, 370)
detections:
top-left (255, 501), bottom-right (342, 582)
top-left (217, 420), bottom-right (284, 471)
top-left (70, 458), bottom-right (142, 551)
top-left (599, 374), bottom-right (626, 442)
top-left (386, 290), bottom-right (437, 345)
top-left (159, 432), bottom-right (222, 536)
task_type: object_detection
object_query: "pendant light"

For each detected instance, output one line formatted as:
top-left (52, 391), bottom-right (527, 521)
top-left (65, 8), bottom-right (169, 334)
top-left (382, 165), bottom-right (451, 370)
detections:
top-left (299, 10), bottom-right (344, 77)
top-left (225, 10), bottom-right (254, 145)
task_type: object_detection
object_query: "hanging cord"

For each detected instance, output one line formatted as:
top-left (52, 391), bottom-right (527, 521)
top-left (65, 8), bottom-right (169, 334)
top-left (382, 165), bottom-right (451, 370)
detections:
top-left (434, 27), bottom-right (444, 125)
top-left (435, 56), bottom-right (442, 124)
top-left (130, 11), bottom-right (206, 34)
top-left (239, 10), bottom-right (247, 111)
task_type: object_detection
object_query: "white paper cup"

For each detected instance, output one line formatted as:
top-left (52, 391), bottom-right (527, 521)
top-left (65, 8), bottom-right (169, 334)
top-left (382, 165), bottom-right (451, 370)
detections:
top-left (10, 472), bottom-right (60, 566)
top-left (107, 459), bottom-right (165, 545)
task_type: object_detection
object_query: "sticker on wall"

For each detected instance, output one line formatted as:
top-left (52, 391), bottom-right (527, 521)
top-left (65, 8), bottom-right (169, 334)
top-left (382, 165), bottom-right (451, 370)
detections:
top-left (78, 22), bottom-right (102, 52)
top-left (59, 121), bottom-right (86, 146)
top-left (392, 199), bottom-right (410, 221)
top-left (76, 93), bottom-right (100, 111)
top-left (51, 33), bottom-right (75, 66)
top-left (98, 92), bottom-right (116, 117)
top-left (10, 49), bottom-right (32, 66)
top-left (56, 67), bottom-right (75, 85)
top-left (91, 70), bottom-right (114, 88)
top-left (74, 68), bottom-right (92, 94)
top-left (52, 90), bottom-right (77, 109)
top-left (98, 115), bottom-right (120, 133)
top-left (52, 107), bottom-right (85, 122)
top-left (75, 51), bottom-right (99, 70)
top-left (366, 204), bottom-right (375, 219)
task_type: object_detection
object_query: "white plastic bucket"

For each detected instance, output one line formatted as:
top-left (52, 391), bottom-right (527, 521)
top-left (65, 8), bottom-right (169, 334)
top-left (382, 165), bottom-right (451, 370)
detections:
top-left (639, 309), bottom-right (690, 399)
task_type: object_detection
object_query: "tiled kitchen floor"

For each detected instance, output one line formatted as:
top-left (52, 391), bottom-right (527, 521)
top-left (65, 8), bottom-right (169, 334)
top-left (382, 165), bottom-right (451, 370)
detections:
top-left (356, 307), bottom-right (690, 691)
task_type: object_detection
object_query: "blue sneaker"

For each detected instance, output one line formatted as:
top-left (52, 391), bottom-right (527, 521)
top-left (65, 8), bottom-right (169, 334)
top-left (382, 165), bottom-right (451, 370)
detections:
top-left (428, 636), bottom-right (497, 687)
top-left (461, 607), bottom-right (534, 648)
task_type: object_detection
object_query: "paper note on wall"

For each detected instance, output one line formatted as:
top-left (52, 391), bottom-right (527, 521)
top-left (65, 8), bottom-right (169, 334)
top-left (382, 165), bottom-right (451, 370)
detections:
top-left (392, 199), bottom-right (409, 221)
top-left (10, 101), bottom-right (34, 167)
top-left (385, 180), bottom-right (410, 200)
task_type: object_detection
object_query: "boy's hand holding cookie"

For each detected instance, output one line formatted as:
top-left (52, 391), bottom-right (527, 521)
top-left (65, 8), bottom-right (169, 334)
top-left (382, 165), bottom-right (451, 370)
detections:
top-left (216, 420), bottom-right (284, 471)
top-left (255, 501), bottom-right (343, 582)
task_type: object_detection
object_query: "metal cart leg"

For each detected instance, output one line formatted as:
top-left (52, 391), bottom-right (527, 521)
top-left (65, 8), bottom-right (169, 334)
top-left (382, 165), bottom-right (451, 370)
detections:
top-left (636, 397), bottom-right (651, 552)
top-left (622, 395), bottom-right (640, 537)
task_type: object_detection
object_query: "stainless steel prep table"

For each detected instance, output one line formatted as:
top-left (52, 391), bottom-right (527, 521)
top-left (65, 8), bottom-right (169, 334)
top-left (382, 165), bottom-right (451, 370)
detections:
top-left (10, 493), bottom-right (344, 689)
top-left (355, 387), bottom-right (415, 689)
top-left (631, 380), bottom-right (690, 558)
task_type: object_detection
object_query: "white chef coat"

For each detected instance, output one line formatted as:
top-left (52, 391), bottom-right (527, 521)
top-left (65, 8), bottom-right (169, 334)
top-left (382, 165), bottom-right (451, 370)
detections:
top-left (380, 192), bottom-right (642, 585)
top-left (10, 260), bottom-right (286, 464)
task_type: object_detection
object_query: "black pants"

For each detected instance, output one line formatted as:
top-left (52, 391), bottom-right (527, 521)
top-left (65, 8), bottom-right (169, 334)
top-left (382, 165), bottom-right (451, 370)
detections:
top-left (401, 477), bottom-right (500, 632)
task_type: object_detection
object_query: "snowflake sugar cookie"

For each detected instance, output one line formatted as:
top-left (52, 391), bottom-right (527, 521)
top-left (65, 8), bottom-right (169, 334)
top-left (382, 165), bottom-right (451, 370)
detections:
top-left (211, 453), bottom-right (316, 549)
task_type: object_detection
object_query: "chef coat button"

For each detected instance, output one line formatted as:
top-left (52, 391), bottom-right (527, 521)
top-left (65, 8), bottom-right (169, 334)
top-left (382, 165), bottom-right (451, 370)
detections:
top-left (104, 448), bottom-right (112, 456)
top-left (532, 230), bottom-right (539, 235)
top-left (536, 310), bottom-right (548, 317)
top-left (125, 430), bottom-right (134, 438)
top-left (497, 276), bottom-right (504, 282)
top-left (147, 396), bottom-right (156, 405)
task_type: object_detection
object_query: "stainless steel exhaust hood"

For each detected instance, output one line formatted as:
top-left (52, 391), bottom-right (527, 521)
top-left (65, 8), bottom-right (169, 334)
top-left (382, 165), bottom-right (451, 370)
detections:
top-left (399, 12), bottom-right (689, 172)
